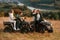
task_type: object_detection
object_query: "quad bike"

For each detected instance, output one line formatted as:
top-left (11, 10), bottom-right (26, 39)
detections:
top-left (39, 20), bottom-right (53, 33)
top-left (30, 20), bottom-right (53, 33)
top-left (3, 18), bottom-right (22, 32)
top-left (3, 18), bottom-right (30, 33)
top-left (3, 17), bottom-right (53, 33)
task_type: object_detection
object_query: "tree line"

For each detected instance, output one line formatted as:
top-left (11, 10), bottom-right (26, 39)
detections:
top-left (0, 4), bottom-right (60, 20)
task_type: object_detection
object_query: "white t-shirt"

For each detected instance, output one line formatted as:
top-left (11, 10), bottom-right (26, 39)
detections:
top-left (37, 13), bottom-right (40, 21)
top-left (9, 13), bottom-right (14, 21)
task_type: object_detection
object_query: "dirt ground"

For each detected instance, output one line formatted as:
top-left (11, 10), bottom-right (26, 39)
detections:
top-left (0, 17), bottom-right (60, 40)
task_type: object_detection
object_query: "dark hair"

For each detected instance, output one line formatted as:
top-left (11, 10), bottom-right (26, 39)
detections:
top-left (32, 9), bottom-right (35, 13)
top-left (9, 9), bottom-right (14, 13)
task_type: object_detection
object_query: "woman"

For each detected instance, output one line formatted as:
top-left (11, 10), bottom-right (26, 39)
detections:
top-left (9, 9), bottom-right (16, 30)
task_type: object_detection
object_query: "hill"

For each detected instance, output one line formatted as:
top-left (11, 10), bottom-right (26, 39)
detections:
top-left (0, 0), bottom-right (60, 10)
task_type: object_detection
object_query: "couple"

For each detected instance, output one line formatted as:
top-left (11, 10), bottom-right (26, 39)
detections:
top-left (9, 9), bottom-right (22, 30)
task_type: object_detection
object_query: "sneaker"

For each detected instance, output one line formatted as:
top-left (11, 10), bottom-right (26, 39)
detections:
top-left (16, 28), bottom-right (20, 30)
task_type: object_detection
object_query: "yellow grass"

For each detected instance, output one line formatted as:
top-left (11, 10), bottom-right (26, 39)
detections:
top-left (0, 17), bottom-right (60, 40)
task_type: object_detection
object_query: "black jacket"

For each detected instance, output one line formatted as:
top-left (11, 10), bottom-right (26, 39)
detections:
top-left (32, 13), bottom-right (43, 21)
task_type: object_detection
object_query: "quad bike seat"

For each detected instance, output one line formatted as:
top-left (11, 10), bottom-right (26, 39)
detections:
top-left (3, 22), bottom-right (14, 26)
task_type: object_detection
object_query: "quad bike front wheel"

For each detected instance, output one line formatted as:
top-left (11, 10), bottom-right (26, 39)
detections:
top-left (46, 25), bottom-right (53, 33)
top-left (47, 26), bottom-right (53, 33)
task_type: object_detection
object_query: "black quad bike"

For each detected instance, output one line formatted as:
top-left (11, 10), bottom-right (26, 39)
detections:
top-left (30, 20), bottom-right (53, 33)
top-left (3, 18), bottom-right (53, 33)
top-left (3, 18), bottom-right (30, 33)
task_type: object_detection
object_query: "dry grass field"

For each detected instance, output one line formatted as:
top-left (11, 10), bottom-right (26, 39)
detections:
top-left (0, 17), bottom-right (60, 40)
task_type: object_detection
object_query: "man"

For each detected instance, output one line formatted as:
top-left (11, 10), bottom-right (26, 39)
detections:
top-left (32, 9), bottom-right (43, 23)
top-left (14, 12), bottom-right (22, 30)
top-left (36, 9), bottom-right (43, 22)
top-left (32, 9), bottom-right (43, 32)
top-left (9, 9), bottom-right (16, 30)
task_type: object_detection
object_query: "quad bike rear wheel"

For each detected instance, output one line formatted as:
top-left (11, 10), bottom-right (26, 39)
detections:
top-left (47, 26), bottom-right (53, 33)
top-left (4, 25), bottom-right (13, 32)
